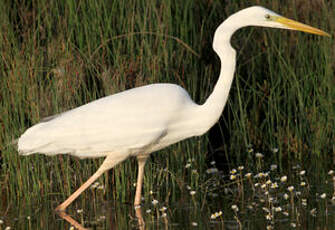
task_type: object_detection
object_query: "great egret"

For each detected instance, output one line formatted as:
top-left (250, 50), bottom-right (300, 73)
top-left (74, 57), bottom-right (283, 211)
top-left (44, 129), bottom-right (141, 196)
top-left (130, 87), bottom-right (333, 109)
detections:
top-left (17, 6), bottom-right (329, 212)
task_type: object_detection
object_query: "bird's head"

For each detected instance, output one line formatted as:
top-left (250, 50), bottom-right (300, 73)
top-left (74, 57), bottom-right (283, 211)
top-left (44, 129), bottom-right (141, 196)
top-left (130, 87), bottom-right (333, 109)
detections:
top-left (231, 6), bottom-right (330, 36)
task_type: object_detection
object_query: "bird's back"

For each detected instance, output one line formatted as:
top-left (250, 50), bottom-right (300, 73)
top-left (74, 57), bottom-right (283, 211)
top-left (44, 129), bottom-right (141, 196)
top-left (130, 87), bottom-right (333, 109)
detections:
top-left (18, 83), bottom-right (198, 158)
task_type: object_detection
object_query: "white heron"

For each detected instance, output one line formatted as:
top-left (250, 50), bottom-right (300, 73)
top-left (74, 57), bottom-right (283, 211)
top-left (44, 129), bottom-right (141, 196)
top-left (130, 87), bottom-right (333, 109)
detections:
top-left (17, 6), bottom-right (329, 212)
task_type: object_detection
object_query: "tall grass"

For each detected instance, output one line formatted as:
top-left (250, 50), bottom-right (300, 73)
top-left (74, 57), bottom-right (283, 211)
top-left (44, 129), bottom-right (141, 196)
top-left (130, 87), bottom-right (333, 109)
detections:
top-left (0, 0), bottom-right (333, 207)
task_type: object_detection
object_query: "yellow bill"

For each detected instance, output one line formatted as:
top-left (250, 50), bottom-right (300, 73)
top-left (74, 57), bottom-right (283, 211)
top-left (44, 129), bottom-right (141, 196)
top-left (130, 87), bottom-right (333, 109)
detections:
top-left (275, 16), bottom-right (330, 37)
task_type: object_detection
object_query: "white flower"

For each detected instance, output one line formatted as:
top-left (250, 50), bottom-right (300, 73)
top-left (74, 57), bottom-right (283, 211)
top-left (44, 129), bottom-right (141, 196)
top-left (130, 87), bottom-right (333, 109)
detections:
top-left (275, 207), bottom-right (283, 212)
top-left (206, 168), bottom-right (218, 174)
top-left (247, 205), bottom-right (253, 210)
top-left (76, 209), bottom-right (83, 214)
top-left (210, 211), bottom-right (222, 219)
top-left (270, 164), bottom-right (277, 171)
top-left (300, 181), bottom-right (306, 187)
top-left (230, 174), bottom-right (237, 180)
top-left (280, 176), bottom-right (287, 182)
top-left (97, 185), bottom-right (104, 190)
top-left (185, 163), bottom-right (191, 169)
top-left (161, 213), bottom-right (167, 218)
top-left (320, 193), bottom-right (326, 199)
top-left (328, 170), bottom-right (334, 175)
top-left (192, 222), bottom-right (198, 226)
top-left (310, 208), bottom-right (317, 216)
top-left (287, 186), bottom-right (294, 192)
top-left (257, 172), bottom-right (266, 178)
top-left (272, 148), bottom-right (279, 153)
top-left (271, 182), bottom-right (278, 189)
top-left (152, 199), bottom-right (159, 205)
top-left (0, 219), bottom-right (3, 224)
top-left (210, 161), bottom-right (216, 165)
top-left (230, 169), bottom-right (237, 174)
top-left (255, 153), bottom-right (264, 158)
top-left (146, 209), bottom-right (151, 213)
top-left (231, 205), bottom-right (239, 212)
top-left (299, 170), bottom-right (306, 176)
top-left (190, 191), bottom-right (196, 196)
top-left (274, 207), bottom-right (282, 212)
top-left (245, 172), bottom-right (252, 178)
top-left (238, 166), bottom-right (244, 171)
top-left (159, 206), bottom-right (167, 212)
top-left (283, 193), bottom-right (289, 200)
top-left (90, 182), bottom-right (100, 189)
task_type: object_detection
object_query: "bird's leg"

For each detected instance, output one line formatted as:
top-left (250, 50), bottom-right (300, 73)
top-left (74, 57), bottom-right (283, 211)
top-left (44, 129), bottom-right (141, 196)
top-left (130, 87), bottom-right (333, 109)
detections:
top-left (55, 168), bottom-right (105, 212)
top-left (134, 154), bottom-right (148, 207)
top-left (135, 205), bottom-right (145, 230)
top-left (58, 211), bottom-right (88, 230)
top-left (55, 154), bottom-right (126, 212)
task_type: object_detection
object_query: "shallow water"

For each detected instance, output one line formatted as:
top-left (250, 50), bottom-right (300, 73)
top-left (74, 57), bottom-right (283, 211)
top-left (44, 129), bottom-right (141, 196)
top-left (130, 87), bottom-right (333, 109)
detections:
top-left (1, 160), bottom-right (335, 229)
top-left (1, 184), bottom-right (334, 229)
top-left (1, 201), bottom-right (334, 230)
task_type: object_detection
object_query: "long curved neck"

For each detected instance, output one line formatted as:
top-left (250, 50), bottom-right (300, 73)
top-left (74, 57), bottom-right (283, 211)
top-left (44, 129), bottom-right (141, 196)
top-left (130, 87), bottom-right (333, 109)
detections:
top-left (198, 18), bottom-right (239, 129)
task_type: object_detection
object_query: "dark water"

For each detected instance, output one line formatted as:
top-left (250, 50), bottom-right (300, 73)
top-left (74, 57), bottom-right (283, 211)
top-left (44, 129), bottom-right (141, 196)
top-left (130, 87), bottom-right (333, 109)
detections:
top-left (1, 161), bottom-right (335, 229)
top-left (1, 186), bottom-right (334, 229)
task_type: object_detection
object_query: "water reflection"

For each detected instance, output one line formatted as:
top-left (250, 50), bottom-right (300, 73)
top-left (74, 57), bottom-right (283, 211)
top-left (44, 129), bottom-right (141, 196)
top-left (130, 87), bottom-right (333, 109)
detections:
top-left (135, 207), bottom-right (145, 230)
top-left (57, 211), bottom-right (87, 230)
top-left (56, 203), bottom-right (147, 229)
top-left (1, 196), bottom-right (334, 229)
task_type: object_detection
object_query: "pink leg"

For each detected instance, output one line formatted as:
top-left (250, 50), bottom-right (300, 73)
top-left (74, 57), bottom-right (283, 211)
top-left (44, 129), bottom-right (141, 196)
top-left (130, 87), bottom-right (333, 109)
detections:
top-left (55, 154), bottom-right (126, 212)
top-left (58, 211), bottom-right (88, 230)
top-left (55, 168), bottom-right (104, 212)
top-left (134, 155), bottom-right (148, 206)
top-left (135, 206), bottom-right (145, 230)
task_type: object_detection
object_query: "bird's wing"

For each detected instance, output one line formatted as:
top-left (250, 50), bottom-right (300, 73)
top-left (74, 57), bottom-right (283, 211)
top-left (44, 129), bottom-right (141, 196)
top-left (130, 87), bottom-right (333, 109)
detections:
top-left (40, 113), bottom-right (63, 122)
top-left (18, 107), bottom-right (168, 157)
top-left (18, 84), bottom-right (191, 157)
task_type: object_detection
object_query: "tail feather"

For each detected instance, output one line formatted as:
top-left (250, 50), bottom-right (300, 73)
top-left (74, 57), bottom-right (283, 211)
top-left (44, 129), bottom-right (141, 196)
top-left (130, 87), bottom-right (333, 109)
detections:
top-left (17, 122), bottom-right (50, 155)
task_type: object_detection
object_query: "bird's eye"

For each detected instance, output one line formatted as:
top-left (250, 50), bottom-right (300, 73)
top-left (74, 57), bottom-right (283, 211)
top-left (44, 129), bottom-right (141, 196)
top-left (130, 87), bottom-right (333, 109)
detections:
top-left (265, 14), bottom-right (271, 20)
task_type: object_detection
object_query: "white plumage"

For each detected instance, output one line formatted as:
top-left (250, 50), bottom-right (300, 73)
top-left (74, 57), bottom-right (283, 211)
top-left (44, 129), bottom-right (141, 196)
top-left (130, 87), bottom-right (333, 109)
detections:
top-left (18, 84), bottom-right (211, 158)
top-left (17, 6), bottom-right (329, 212)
